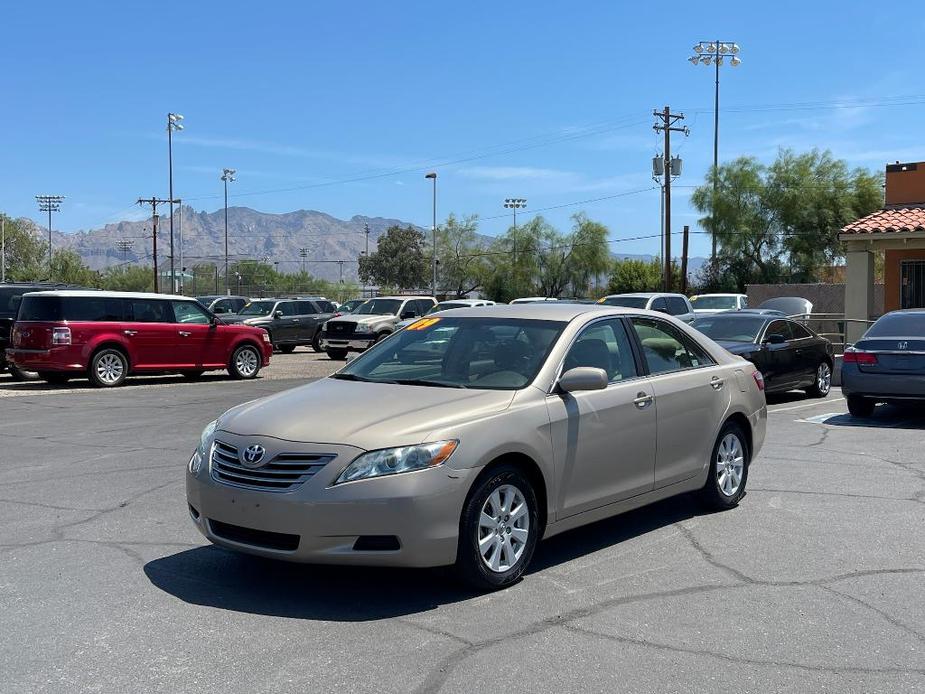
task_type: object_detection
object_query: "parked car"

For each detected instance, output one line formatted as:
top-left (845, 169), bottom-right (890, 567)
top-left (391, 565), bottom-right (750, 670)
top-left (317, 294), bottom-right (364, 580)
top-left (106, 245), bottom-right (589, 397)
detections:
top-left (692, 312), bottom-right (834, 397)
top-left (733, 308), bottom-right (786, 316)
top-left (599, 292), bottom-right (695, 323)
top-left (336, 299), bottom-right (367, 315)
top-left (195, 295), bottom-right (249, 315)
top-left (1, 282), bottom-right (83, 380)
top-left (6, 290), bottom-right (272, 387)
top-left (690, 293), bottom-right (748, 315)
top-left (396, 299), bottom-right (496, 329)
top-left (757, 296), bottom-right (813, 316)
top-left (222, 298), bottom-right (334, 353)
top-left (186, 303), bottom-right (766, 590)
top-left (841, 309), bottom-right (925, 417)
top-left (510, 297), bottom-right (557, 304)
top-left (320, 296), bottom-right (437, 359)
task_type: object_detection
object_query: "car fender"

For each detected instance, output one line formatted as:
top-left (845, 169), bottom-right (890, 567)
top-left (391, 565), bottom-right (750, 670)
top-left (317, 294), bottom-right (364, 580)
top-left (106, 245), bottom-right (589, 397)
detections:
top-left (82, 330), bottom-right (133, 365)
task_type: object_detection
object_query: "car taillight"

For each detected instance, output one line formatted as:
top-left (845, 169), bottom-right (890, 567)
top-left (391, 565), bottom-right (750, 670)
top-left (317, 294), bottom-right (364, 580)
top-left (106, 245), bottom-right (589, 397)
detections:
top-left (752, 370), bottom-right (765, 391)
top-left (52, 327), bottom-right (71, 346)
top-left (843, 349), bottom-right (877, 365)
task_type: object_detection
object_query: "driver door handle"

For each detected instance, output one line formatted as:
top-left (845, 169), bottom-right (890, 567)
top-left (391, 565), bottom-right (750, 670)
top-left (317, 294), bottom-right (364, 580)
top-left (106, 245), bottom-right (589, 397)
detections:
top-left (634, 392), bottom-right (653, 409)
top-left (710, 376), bottom-right (725, 390)
top-left (123, 330), bottom-right (137, 336)
top-left (178, 331), bottom-right (192, 337)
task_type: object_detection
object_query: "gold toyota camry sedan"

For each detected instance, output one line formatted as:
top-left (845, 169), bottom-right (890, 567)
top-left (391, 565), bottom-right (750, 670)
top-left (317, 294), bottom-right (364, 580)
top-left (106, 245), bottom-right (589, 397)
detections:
top-left (186, 303), bottom-right (767, 590)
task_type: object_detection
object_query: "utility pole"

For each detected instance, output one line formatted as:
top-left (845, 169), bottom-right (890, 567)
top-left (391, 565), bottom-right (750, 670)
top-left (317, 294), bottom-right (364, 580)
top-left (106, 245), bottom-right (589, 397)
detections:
top-left (338, 260), bottom-right (345, 284)
top-left (221, 168), bottom-right (236, 295)
top-left (652, 107), bottom-right (688, 292)
top-left (35, 195), bottom-right (65, 275)
top-left (680, 225), bottom-right (690, 294)
top-left (167, 113), bottom-right (184, 293)
top-left (137, 197), bottom-right (172, 292)
top-left (364, 222), bottom-right (370, 257)
top-left (176, 200), bottom-right (183, 294)
top-left (1, 218), bottom-right (5, 283)
top-left (425, 172), bottom-right (437, 296)
top-left (299, 247), bottom-right (308, 274)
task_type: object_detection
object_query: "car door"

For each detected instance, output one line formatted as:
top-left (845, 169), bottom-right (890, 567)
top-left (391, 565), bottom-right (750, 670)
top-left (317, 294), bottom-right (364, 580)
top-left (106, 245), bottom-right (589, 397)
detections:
top-left (546, 317), bottom-right (656, 517)
top-left (307, 300), bottom-right (336, 340)
top-left (273, 301), bottom-right (299, 343)
top-left (170, 300), bottom-right (219, 368)
top-left (788, 320), bottom-right (824, 383)
top-left (123, 299), bottom-right (178, 369)
top-left (292, 301), bottom-right (320, 342)
top-left (761, 319), bottom-right (801, 390)
top-left (629, 316), bottom-right (729, 488)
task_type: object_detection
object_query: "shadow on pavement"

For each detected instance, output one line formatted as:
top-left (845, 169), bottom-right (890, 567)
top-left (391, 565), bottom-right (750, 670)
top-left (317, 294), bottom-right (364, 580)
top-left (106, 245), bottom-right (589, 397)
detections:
top-left (144, 495), bottom-right (710, 621)
top-left (0, 372), bottom-right (245, 393)
top-left (799, 403), bottom-right (925, 430)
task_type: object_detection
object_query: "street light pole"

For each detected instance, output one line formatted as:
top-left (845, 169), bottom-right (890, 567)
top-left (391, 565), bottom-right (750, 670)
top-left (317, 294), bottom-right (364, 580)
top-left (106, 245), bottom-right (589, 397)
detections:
top-left (425, 172), bottom-right (437, 296)
top-left (167, 113), bottom-right (184, 293)
top-left (689, 41), bottom-right (740, 264)
top-left (221, 168), bottom-right (236, 295)
top-left (35, 195), bottom-right (65, 276)
top-left (503, 198), bottom-right (527, 265)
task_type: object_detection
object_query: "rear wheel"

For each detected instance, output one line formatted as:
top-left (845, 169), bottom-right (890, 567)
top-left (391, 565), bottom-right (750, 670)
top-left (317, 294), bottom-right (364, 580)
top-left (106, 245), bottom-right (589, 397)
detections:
top-left (847, 395), bottom-right (875, 418)
top-left (456, 465), bottom-right (539, 591)
top-left (327, 348), bottom-right (348, 360)
top-left (39, 372), bottom-right (71, 385)
top-left (807, 361), bottom-right (832, 398)
top-left (229, 344), bottom-right (261, 379)
top-left (698, 421), bottom-right (750, 510)
top-left (278, 344), bottom-right (296, 354)
top-left (88, 348), bottom-right (129, 388)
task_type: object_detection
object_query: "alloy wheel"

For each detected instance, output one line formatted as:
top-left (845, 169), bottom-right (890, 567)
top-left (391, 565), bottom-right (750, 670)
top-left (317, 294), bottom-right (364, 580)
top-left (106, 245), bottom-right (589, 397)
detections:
top-left (96, 353), bottom-right (125, 385)
top-left (716, 433), bottom-right (745, 497)
top-left (477, 484), bottom-right (530, 573)
top-left (816, 362), bottom-right (831, 395)
top-left (235, 348), bottom-right (259, 377)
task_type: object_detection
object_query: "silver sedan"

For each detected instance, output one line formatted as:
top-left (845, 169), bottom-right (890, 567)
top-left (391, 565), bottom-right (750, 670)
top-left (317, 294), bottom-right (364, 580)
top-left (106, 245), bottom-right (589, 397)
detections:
top-left (186, 304), bottom-right (767, 590)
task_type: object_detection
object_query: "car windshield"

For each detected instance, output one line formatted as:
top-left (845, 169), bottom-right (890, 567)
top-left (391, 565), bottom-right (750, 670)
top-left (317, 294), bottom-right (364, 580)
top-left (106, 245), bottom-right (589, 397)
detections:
top-left (238, 301), bottom-right (276, 316)
top-left (600, 296), bottom-right (648, 308)
top-left (334, 317), bottom-right (565, 390)
top-left (692, 316), bottom-right (767, 342)
top-left (692, 296), bottom-right (737, 310)
top-left (355, 299), bottom-right (403, 315)
top-left (428, 302), bottom-right (469, 314)
top-left (865, 313), bottom-right (925, 337)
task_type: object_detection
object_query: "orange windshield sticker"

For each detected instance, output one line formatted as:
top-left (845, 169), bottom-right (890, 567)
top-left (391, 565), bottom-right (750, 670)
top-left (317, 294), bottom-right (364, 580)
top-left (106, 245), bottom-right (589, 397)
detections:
top-left (408, 317), bottom-right (440, 330)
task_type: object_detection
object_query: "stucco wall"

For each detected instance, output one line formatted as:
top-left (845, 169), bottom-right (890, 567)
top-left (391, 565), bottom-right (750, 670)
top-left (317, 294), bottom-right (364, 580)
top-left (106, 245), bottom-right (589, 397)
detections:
top-left (746, 283), bottom-right (884, 316)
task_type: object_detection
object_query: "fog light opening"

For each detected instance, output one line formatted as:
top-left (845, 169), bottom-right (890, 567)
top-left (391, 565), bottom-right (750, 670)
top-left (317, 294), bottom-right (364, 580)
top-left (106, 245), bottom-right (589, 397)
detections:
top-left (352, 535), bottom-right (401, 552)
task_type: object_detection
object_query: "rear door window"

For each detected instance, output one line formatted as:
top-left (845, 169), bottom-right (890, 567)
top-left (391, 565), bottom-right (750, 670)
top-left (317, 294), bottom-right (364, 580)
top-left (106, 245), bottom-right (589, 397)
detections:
top-left (317, 300), bottom-right (336, 313)
top-left (766, 320), bottom-right (794, 341)
top-left (650, 297), bottom-right (669, 313)
top-left (297, 301), bottom-right (319, 315)
top-left (789, 322), bottom-right (812, 339)
top-left (667, 297), bottom-right (690, 316)
top-left (129, 299), bottom-right (173, 323)
top-left (278, 302), bottom-right (299, 317)
top-left (631, 317), bottom-right (715, 375)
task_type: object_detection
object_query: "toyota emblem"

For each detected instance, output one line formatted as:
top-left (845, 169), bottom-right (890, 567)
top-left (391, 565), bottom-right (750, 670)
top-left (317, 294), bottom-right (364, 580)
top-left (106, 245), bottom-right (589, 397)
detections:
top-left (241, 444), bottom-right (266, 467)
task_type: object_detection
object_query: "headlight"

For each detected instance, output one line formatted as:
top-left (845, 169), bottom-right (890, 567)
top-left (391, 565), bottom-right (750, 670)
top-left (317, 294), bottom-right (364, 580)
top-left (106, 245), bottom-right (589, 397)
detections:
top-left (335, 440), bottom-right (458, 484)
top-left (189, 419), bottom-right (218, 474)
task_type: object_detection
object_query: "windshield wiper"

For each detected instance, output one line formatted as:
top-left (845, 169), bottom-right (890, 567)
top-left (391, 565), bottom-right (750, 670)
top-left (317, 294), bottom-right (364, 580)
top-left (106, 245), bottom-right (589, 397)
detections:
top-left (330, 373), bottom-right (373, 382)
top-left (391, 378), bottom-right (468, 389)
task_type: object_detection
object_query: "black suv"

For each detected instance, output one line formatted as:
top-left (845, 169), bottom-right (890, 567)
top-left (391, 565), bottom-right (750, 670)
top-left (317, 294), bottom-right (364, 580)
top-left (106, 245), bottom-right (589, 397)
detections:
top-left (1, 282), bottom-right (84, 380)
top-left (222, 298), bottom-right (337, 352)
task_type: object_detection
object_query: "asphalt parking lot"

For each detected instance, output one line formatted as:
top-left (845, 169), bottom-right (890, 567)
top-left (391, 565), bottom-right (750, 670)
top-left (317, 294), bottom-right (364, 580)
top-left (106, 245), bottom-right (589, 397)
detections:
top-left (2, 369), bottom-right (923, 693)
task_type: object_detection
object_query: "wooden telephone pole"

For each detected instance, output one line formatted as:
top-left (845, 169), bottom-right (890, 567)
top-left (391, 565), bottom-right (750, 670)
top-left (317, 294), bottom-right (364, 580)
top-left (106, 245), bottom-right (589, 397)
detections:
top-left (652, 107), bottom-right (688, 292)
top-left (137, 197), bottom-right (175, 292)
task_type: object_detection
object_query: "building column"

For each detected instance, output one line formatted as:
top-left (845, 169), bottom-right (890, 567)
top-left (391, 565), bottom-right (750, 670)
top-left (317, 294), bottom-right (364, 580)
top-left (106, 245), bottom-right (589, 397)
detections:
top-left (844, 247), bottom-right (875, 345)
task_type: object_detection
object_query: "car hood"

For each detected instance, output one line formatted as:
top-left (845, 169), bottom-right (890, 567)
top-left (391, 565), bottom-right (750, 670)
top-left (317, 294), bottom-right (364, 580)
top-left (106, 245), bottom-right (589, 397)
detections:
top-left (328, 314), bottom-right (395, 327)
top-left (222, 314), bottom-right (268, 325)
top-left (714, 340), bottom-right (759, 356)
top-left (218, 378), bottom-right (516, 449)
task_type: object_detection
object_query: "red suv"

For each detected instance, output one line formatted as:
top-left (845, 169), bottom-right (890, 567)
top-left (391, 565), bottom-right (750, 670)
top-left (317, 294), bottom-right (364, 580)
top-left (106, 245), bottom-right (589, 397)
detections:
top-left (6, 291), bottom-right (273, 387)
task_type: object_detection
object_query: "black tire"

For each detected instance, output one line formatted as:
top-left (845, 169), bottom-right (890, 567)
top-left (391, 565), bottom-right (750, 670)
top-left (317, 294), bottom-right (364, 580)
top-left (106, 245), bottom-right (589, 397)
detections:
top-left (88, 348), bottom-right (129, 388)
top-left (327, 348), bottom-right (348, 360)
top-left (38, 372), bottom-right (71, 385)
top-left (847, 395), bottom-right (875, 418)
top-left (806, 360), bottom-right (832, 398)
top-left (375, 332), bottom-right (391, 344)
top-left (228, 344), bottom-right (262, 379)
top-left (312, 332), bottom-right (324, 353)
top-left (455, 465), bottom-right (540, 591)
top-left (278, 344), bottom-right (296, 354)
top-left (698, 421), bottom-right (750, 511)
top-left (8, 364), bottom-right (40, 381)
top-left (181, 370), bottom-right (205, 380)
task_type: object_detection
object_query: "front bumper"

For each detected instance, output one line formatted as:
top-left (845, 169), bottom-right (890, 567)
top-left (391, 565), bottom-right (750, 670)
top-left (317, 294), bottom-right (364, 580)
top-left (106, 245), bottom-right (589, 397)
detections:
top-left (320, 336), bottom-right (375, 351)
top-left (186, 434), bottom-right (474, 567)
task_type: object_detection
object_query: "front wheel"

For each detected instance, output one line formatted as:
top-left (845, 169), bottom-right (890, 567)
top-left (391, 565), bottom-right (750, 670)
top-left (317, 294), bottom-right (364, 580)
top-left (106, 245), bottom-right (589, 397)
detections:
top-left (847, 395), bottom-right (875, 418)
top-left (88, 348), bottom-right (129, 388)
top-left (228, 344), bottom-right (261, 379)
top-left (807, 361), bottom-right (832, 398)
top-left (312, 332), bottom-right (324, 353)
top-left (698, 422), bottom-right (750, 510)
top-left (456, 465), bottom-right (539, 591)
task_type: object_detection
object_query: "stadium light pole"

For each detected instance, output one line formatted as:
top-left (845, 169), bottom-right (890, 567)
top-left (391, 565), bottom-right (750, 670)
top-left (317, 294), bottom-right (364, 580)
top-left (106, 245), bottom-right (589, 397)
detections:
top-left (689, 41), bottom-right (740, 264)
top-left (221, 168), bottom-right (236, 295)
top-left (503, 198), bottom-right (527, 265)
top-left (35, 195), bottom-right (65, 276)
top-left (425, 172), bottom-right (437, 296)
top-left (167, 113), bottom-right (184, 292)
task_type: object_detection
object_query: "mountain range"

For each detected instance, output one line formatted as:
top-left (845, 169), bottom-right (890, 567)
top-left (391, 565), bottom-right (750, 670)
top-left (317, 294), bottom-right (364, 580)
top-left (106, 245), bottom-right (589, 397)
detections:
top-left (46, 206), bottom-right (706, 283)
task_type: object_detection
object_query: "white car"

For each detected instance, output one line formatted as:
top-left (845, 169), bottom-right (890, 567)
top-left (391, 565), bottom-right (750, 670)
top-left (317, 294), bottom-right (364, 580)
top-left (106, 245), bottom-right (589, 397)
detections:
top-left (396, 299), bottom-right (496, 329)
top-left (690, 293), bottom-right (749, 315)
top-left (510, 297), bottom-right (558, 304)
top-left (598, 292), bottom-right (695, 323)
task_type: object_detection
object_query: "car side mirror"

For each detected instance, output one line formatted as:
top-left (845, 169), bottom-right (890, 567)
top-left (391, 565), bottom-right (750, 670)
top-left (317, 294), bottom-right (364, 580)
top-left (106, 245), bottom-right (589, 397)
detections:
top-left (558, 367), bottom-right (608, 393)
top-left (764, 333), bottom-right (786, 345)
top-left (274, 310), bottom-right (284, 318)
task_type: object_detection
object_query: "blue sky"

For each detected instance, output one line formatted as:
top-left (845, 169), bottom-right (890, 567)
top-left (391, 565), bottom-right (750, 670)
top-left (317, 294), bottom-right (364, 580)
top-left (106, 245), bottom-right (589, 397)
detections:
top-left (3, 0), bottom-right (925, 258)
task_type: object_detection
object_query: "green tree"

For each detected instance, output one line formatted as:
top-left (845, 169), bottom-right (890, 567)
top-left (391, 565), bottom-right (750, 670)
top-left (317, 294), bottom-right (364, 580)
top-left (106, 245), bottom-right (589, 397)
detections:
top-left (48, 250), bottom-right (99, 285)
top-left (101, 265), bottom-right (155, 291)
top-left (433, 214), bottom-right (487, 297)
top-left (358, 225), bottom-right (426, 290)
top-left (607, 258), bottom-right (663, 294)
top-left (0, 214), bottom-right (46, 280)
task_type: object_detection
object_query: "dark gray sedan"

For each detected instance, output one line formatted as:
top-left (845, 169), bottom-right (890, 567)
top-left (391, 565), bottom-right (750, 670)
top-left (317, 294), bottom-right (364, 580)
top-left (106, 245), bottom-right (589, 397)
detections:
top-left (841, 309), bottom-right (925, 417)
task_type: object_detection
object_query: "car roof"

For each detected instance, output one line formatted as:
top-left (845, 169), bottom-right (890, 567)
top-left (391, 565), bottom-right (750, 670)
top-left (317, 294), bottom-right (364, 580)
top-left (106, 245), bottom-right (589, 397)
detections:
top-left (691, 293), bottom-right (744, 297)
top-left (434, 303), bottom-right (646, 321)
top-left (696, 311), bottom-right (773, 320)
top-left (602, 292), bottom-right (686, 299)
top-left (371, 295), bottom-right (435, 301)
top-left (24, 290), bottom-right (198, 300)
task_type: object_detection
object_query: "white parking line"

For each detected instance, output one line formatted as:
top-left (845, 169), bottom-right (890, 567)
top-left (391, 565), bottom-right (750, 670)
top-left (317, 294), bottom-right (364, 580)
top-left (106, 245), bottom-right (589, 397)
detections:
top-left (767, 397), bottom-right (844, 414)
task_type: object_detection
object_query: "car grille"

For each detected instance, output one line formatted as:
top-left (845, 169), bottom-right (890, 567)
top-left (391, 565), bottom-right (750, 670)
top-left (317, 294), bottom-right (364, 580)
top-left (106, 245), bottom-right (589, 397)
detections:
top-left (210, 440), bottom-right (334, 492)
top-left (208, 519), bottom-right (300, 551)
top-left (326, 321), bottom-right (355, 337)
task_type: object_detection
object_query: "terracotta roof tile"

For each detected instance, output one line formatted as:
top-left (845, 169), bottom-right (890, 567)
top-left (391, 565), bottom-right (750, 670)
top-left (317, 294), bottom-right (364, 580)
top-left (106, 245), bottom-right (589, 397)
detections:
top-left (841, 206), bottom-right (925, 235)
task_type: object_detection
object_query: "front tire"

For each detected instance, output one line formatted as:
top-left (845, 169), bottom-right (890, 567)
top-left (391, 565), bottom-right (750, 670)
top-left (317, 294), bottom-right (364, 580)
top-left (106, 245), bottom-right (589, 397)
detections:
top-left (327, 348), bottom-right (348, 360)
top-left (228, 344), bottom-right (261, 379)
top-left (807, 361), bottom-right (832, 398)
top-left (847, 395), bottom-right (875, 418)
top-left (698, 421), bottom-right (750, 511)
top-left (456, 465), bottom-right (539, 591)
top-left (278, 344), bottom-right (296, 354)
top-left (312, 332), bottom-right (324, 353)
top-left (88, 348), bottom-right (129, 388)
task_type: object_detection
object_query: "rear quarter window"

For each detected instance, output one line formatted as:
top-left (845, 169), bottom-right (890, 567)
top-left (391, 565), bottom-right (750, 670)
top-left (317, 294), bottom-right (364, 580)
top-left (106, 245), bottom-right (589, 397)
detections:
top-left (17, 296), bottom-right (64, 321)
top-left (667, 297), bottom-right (690, 315)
